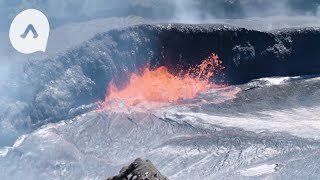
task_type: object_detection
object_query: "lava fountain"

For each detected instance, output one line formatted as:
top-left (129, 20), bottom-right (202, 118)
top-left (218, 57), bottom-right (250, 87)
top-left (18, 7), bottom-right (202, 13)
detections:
top-left (101, 53), bottom-right (226, 111)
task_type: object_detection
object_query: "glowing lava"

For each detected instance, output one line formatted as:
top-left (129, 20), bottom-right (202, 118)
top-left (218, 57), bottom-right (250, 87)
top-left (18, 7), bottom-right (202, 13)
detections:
top-left (102, 53), bottom-right (225, 110)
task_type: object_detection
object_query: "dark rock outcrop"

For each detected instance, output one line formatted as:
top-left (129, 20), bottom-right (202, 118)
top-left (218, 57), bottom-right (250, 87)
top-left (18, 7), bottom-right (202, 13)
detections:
top-left (107, 158), bottom-right (168, 180)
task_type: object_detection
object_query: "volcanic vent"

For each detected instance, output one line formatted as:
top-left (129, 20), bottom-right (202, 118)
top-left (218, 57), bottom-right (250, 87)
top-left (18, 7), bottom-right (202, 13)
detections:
top-left (19, 24), bottom-right (320, 125)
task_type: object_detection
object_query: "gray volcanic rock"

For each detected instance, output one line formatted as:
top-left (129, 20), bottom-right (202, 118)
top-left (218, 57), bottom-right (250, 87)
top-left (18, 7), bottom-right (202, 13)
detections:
top-left (107, 158), bottom-right (168, 180)
top-left (2, 100), bottom-right (320, 179)
top-left (3, 23), bottom-right (320, 145)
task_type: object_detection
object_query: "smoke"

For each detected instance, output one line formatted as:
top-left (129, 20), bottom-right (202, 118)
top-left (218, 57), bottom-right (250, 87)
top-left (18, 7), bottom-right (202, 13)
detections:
top-left (0, 0), bottom-right (320, 30)
top-left (172, 0), bottom-right (205, 23)
top-left (170, 0), bottom-right (320, 23)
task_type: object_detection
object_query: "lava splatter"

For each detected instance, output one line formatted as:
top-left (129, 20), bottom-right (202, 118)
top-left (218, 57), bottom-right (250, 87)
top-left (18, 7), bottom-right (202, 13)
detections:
top-left (101, 53), bottom-right (226, 111)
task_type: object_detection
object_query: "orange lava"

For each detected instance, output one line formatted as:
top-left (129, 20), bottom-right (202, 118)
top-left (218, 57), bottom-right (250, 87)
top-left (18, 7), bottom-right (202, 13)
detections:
top-left (102, 53), bottom-right (225, 110)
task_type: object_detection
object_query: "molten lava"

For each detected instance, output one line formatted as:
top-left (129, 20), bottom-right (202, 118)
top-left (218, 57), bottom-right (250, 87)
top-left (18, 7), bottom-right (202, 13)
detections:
top-left (102, 53), bottom-right (225, 110)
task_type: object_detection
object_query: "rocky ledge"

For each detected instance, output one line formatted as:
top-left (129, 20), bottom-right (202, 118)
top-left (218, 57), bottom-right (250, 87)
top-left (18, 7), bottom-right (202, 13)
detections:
top-left (107, 158), bottom-right (168, 180)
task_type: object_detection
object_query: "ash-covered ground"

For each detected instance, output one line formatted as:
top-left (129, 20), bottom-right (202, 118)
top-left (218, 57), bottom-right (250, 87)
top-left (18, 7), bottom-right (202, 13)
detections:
top-left (2, 1), bottom-right (320, 180)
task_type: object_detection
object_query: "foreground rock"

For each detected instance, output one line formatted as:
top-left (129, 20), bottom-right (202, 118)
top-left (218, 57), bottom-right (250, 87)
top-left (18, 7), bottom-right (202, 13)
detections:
top-left (107, 158), bottom-right (168, 180)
